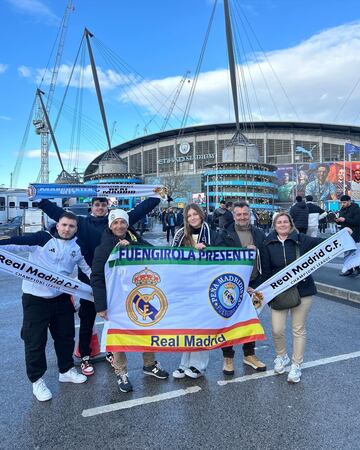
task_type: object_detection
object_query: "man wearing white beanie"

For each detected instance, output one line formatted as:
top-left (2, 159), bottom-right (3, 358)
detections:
top-left (91, 209), bottom-right (169, 393)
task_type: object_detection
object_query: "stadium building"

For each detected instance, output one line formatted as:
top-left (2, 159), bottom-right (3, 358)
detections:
top-left (84, 121), bottom-right (360, 209)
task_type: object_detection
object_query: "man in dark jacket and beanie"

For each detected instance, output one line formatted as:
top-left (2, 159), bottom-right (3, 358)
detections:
top-left (336, 195), bottom-right (360, 276)
top-left (38, 196), bottom-right (161, 375)
top-left (90, 209), bottom-right (169, 393)
top-left (290, 196), bottom-right (309, 234)
top-left (216, 201), bottom-right (266, 375)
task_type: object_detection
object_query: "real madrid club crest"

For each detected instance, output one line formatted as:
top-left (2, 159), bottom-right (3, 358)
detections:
top-left (126, 267), bottom-right (168, 326)
top-left (208, 273), bottom-right (245, 318)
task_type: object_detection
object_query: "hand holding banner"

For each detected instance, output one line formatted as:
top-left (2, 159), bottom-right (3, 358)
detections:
top-left (28, 183), bottom-right (168, 201)
top-left (102, 246), bottom-right (265, 352)
top-left (252, 229), bottom-right (358, 313)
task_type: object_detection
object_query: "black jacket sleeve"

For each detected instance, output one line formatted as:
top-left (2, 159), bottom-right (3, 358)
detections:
top-left (0, 231), bottom-right (51, 247)
top-left (38, 199), bottom-right (65, 222)
top-left (128, 197), bottom-right (160, 226)
top-left (90, 244), bottom-right (111, 313)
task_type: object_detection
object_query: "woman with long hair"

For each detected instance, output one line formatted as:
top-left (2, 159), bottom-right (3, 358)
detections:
top-left (261, 212), bottom-right (324, 383)
top-left (171, 203), bottom-right (217, 379)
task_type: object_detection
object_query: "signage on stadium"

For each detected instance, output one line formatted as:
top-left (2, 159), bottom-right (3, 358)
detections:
top-left (158, 154), bottom-right (215, 165)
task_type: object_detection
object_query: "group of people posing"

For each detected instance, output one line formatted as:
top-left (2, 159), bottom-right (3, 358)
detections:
top-left (1, 192), bottom-right (358, 401)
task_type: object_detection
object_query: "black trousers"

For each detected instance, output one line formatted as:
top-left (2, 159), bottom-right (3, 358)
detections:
top-left (21, 293), bottom-right (75, 383)
top-left (78, 299), bottom-right (97, 358)
top-left (166, 226), bottom-right (175, 242)
top-left (222, 341), bottom-right (255, 358)
top-left (297, 227), bottom-right (307, 234)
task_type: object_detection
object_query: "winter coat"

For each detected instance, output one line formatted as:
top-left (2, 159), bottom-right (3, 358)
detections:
top-left (290, 201), bottom-right (309, 229)
top-left (262, 230), bottom-right (324, 298)
top-left (39, 197), bottom-right (160, 282)
top-left (0, 229), bottom-right (90, 298)
top-left (338, 202), bottom-right (360, 242)
top-left (215, 222), bottom-right (266, 289)
top-left (90, 227), bottom-right (151, 313)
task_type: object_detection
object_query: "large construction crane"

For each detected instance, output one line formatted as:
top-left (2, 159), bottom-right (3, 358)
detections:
top-left (33, 0), bottom-right (74, 183)
top-left (161, 70), bottom-right (191, 132)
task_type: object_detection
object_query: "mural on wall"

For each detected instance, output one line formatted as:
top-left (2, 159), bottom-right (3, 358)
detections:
top-left (276, 162), bottom-right (360, 203)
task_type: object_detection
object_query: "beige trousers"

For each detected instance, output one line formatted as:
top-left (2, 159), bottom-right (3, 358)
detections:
top-left (113, 352), bottom-right (155, 376)
top-left (271, 296), bottom-right (312, 365)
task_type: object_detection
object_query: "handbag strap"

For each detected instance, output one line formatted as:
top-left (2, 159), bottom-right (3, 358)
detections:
top-left (295, 242), bottom-right (300, 259)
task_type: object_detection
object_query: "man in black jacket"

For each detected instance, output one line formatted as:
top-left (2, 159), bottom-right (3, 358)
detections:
top-left (336, 195), bottom-right (360, 276)
top-left (90, 209), bottom-right (169, 393)
top-left (38, 196), bottom-right (160, 375)
top-left (216, 201), bottom-right (267, 375)
top-left (290, 196), bottom-right (309, 234)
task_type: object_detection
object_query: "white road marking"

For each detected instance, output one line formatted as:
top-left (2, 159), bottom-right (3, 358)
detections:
top-left (217, 350), bottom-right (360, 386)
top-left (81, 386), bottom-right (202, 417)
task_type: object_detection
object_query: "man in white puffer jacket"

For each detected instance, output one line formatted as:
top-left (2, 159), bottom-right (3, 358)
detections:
top-left (0, 211), bottom-right (91, 402)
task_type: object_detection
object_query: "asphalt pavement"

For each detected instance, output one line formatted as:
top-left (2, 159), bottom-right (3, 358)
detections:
top-left (0, 224), bottom-right (359, 450)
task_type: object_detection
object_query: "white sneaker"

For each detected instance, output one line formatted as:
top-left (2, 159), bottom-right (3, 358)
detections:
top-left (172, 368), bottom-right (186, 379)
top-left (59, 367), bottom-right (87, 384)
top-left (274, 354), bottom-right (290, 374)
top-left (287, 363), bottom-right (302, 383)
top-left (32, 378), bottom-right (52, 402)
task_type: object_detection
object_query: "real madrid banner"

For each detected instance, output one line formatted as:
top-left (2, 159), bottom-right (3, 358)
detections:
top-left (28, 183), bottom-right (167, 201)
top-left (0, 248), bottom-right (93, 301)
top-left (103, 246), bottom-right (265, 352)
top-left (252, 229), bottom-right (358, 312)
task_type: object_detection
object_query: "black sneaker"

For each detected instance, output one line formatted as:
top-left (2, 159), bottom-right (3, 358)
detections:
top-left (339, 269), bottom-right (353, 276)
top-left (143, 361), bottom-right (169, 379)
top-left (106, 352), bottom-right (114, 366)
top-left (117, 373), bottom-right (133, 393)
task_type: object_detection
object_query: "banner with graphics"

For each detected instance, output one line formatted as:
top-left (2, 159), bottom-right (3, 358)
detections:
top-left (0, 247), bottom-right (93, 301)
top-left (276, 161), bottom-right (360, 203)
top-left (252, 229), bottom-right (358, 312)
top-left (102, 247), bottom-right (265, 352)
top-left (28, 183), bottom-right (167, 201)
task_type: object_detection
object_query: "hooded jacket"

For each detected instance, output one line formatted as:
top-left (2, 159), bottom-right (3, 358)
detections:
top-left (262, 230), bottom-right (324, 297)
top-left (289, 201), bottom-right (309, 229)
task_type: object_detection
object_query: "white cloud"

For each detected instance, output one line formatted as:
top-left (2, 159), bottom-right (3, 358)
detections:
top-left (0, 64), bottom-right (8, 74)
top-left (35, 64), bottom-right (138, 91)
top-left (121, 21), bottom-right (360, 126)
top-left (6, 0), bottom-right (59, 25)
top-left (18, 65), bottom-right (32, 77)
top-left (0, 116), bottom-right (11, 121)
top-left (21, 21), bottom-right (360, 129)
top-left (26, 149), bottom-right (101, 164)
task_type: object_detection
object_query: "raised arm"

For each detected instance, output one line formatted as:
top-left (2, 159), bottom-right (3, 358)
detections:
top-left (38, 199), bottom-right (65, 222)
top-left (128, 197), bottom-right (160, 226)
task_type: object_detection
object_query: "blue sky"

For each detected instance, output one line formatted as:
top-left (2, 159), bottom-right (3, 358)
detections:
top-left (1, 0), bottom-right (360, 188)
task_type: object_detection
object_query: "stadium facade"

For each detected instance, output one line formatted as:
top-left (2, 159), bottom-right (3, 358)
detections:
top-left (84, 121), bottom-right (360, 209)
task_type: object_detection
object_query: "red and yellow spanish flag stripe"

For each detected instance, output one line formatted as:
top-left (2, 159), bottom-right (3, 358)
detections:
top-left (106, 318), bottom-right (265, 352)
